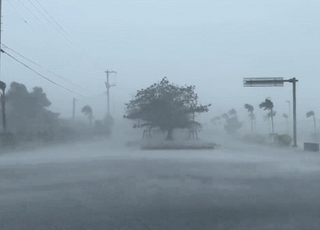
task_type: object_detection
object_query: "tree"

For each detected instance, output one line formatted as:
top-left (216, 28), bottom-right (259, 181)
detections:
top-left (124, 77), bottom-right (210, 140)
top-left (306, 111), bottom-right (316, 134)
top-left (81, 105), bottom-right (93, 127)
top-left (222, 109), bottom-right (242, 135)
top-left (259, 98), bottom-right (275, 136)
top-left (4, 82), bottom-right (58, 134)
top-left (30, 87), bottom-right (51, 106)
top-left (244, 103), bottom-right (255, 132)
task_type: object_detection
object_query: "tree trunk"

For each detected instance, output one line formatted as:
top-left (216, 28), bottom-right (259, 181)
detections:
top-left (166, 129), bottom-right (173, 140)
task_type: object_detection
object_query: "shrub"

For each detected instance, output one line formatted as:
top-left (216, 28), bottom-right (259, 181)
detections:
top-left (277, 134), bottom-right (292, 146)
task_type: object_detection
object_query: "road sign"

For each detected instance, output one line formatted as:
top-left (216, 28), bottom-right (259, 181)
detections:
top-left (243, 77), bottom-right (284, 87)
top-left (243, 77), bottom-right (298, 147)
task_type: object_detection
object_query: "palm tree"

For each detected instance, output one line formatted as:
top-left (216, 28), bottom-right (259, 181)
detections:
top-left (259, 98), bottom-right (275, 136)
top-left (228, 108), bottom-right (237, 116)
top-left (244, 104), bottom-right (255, 132)
top-left (306, 111), bottom-right (316, 134)
top-left (81, 105), bottom-right (93, 127)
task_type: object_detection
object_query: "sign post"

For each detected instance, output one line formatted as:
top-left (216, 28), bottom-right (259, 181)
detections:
top-left (243, 77), bottom-right (298, 147)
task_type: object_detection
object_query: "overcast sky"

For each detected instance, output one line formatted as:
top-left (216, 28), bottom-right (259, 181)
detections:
top-left (1, 0), bottom-right (320, 124)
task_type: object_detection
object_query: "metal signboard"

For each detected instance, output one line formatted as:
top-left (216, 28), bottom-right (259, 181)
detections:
top-left (243, 77), bottom-right (298, 147)
top-left (243, 77), bottom-right (284, 87)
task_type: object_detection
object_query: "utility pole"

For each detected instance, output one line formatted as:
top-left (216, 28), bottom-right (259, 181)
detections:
top-left (105, 70), bottom-right (116, 116)
top-left (0, 0), bottom-right (7, 133)
top-left (0, 0), bottom-right (2, 55)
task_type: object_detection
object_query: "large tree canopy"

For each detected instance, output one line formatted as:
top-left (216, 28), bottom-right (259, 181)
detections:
top-left (3, 82), bottom-right (58, 133)
top-left (125, 77), bottom-right (210, 140)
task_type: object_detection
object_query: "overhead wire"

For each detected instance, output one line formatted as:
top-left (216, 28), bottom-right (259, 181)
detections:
top-left (6, 0), bottom-right (53, 48)
top-left (1, 45), bottom-right (107, 99)
top-left (31, 0), bottom-right (107, 68)
top-left (16, 0), bottom-right (54, 35)
top-left (1, 43), bottom-right (87, 90)
top-left (5, 0), bottom-right (109, 99)
top-left (8, 0), bottom-right (85, 55)
top-left (1, 49), bottom-right (88, 97)
top-left (15, 0), bottom-right (73, 48)
top-left (26, 0), bottom-right (75, 46)
top-left (8, 0), bottom-right (106, 69)
top-left (33, 0), bottom-right (79, 45)
top-left (1, 44), bottom-right (41, 67)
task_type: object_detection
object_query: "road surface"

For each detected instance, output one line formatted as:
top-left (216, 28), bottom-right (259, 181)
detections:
top-left (0, 139), bottom-right (320, 229)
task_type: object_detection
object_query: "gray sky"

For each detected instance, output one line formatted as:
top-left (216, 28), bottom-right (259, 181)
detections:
top-left (1, 0), bottom-right (320, 123)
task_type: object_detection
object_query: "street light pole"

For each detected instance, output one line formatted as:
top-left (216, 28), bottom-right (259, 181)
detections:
top-left (291, 78), bottom-right (298, 147)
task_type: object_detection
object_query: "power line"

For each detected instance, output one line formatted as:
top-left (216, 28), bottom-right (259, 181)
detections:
top-left (23, 0), bottom-right (99, 64)
top-left (4, 1), bottom-right (110, 102)
top-left (2, 45), bottom-right (108, 99)
top-left (33, 0), bottom-right (76, 43)
top-left (1, 43), bottom-right (87, 90)
top-left (15, 0), bottom-right (69, 44)
top-left (1, 44), bottom-right (40, 67)
top-left (31, 0), bottom-right (106, 67)
top-left (8, 0), bottom-right (75, 51)
top-left (1, 49), bottom-right (87, 97)
top-left (6, 0), bottom-right (53, 48)
top-left (16, 0), bottom-right (52, 32)
top-left (7, 0), bottom-right (99, 70)
top-left (8, 0), bottom-right (106, 69)
top-left (26, 0), bottom-right (75, 46)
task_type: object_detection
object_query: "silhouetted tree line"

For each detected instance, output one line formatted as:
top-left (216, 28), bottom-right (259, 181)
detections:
top-left (0, 82), bottom-right (111, 148)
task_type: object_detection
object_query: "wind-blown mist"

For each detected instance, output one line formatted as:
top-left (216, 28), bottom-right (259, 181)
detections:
top-left (1, 126), bottom-right (320, 229)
